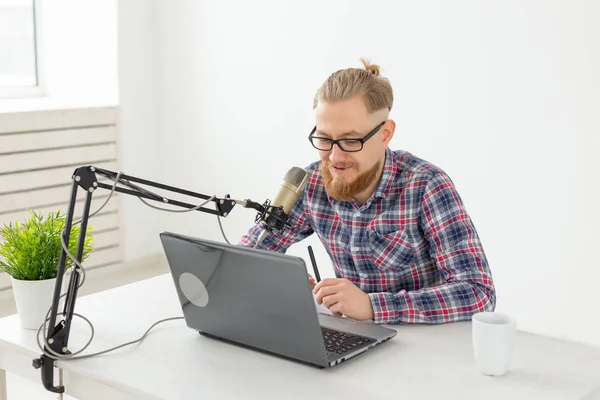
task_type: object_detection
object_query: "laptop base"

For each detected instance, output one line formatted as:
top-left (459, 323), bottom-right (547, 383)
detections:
top-left (198, 331), bottom-right (327, 369)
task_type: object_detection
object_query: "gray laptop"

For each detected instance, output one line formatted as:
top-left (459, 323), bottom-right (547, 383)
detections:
top-left (159, 231), bottom-right (397, 368)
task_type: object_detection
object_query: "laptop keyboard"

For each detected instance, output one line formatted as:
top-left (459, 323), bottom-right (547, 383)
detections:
top-left (321, 327), bottom-right (375, 354)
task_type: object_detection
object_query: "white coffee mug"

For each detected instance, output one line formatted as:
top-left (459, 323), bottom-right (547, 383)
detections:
top-left (472, 312), bottom-right (517, 376)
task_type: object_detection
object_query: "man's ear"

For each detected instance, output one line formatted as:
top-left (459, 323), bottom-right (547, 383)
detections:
top-left (381, 119), bottom-right (396, 146)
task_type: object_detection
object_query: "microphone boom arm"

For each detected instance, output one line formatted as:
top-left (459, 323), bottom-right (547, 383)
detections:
top-left (31, 165), bottom-right (242, 394)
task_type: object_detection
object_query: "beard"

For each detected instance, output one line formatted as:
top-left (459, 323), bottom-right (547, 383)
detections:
top-left (320, 159), bottom-right (381, 202)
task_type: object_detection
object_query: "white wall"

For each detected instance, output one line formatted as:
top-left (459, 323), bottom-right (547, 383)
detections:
top-left (117, 0), bottom-right (163, 260)
top-left (146, 0), bottom-right (599, 346)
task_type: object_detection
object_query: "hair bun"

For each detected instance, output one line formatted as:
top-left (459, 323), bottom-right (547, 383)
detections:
top-left (360, 57), bottom-right (381, 76)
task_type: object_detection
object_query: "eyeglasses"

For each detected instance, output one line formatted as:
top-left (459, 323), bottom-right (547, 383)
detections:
top-left (308, 121), bottom-right (385, 152)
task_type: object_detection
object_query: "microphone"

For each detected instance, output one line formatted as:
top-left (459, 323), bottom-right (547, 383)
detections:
top-left (255, 166), bottom-right (309, 246)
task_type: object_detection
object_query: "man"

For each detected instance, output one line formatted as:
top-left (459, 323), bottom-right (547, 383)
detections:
top-left (239, 58), bottom-right (495, 324)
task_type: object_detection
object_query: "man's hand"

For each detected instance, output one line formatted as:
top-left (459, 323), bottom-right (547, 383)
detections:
top-left (313, 278), bottom-right (374, 321)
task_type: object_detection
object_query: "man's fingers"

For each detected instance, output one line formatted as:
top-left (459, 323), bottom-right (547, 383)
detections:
top-left (321, 293), bottom-right (341, 308)
top-left (330, 302), bottom-right (344, 317)
top-left (315, 284), bottom-right (340, 305)
top-left (307, 274), bottom-right (317, 289)
top-left (313, 278), bottom-right (339, 294)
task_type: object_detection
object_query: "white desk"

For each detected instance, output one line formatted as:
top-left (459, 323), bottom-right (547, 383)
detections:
top-left (1, 274), bottom-right (599, 400)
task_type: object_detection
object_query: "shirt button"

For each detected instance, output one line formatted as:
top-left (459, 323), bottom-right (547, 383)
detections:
top-left (360, 273), bottom-right (368, 278)
top-left (351, 247), bottom-right (360, 252)
top-left (354, 212), bottom-right (361, 217)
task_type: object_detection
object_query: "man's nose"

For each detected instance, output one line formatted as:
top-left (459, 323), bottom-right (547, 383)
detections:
top-left (329, 143), bottom-right (347, 163)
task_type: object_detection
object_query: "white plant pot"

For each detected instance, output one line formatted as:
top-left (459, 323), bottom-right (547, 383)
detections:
top-left (11, 276), bottom-right (61, 330)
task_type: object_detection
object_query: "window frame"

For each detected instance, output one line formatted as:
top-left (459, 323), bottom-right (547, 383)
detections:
top-left (0, 0), bottom-right (44, 99)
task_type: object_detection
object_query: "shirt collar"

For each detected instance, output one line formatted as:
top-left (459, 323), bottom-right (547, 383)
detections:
top-left (373, 147), bottom-right (399, 199)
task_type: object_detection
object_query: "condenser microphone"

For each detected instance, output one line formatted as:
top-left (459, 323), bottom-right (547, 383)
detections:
top-left (255, 166), bottom-right (309, 246)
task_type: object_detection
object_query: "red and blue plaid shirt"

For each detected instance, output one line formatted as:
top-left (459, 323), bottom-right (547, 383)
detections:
top-left (239, 148), bottom-right (496, 324)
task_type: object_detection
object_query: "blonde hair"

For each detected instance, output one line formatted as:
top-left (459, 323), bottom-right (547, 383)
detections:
top-left (313, 58), bottom-right (393, 113)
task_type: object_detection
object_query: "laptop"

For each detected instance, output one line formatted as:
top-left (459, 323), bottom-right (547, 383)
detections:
top-left (159, 231), bottom-right (397, 368)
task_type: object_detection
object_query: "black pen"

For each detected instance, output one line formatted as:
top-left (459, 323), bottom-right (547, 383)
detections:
top-left (307, 245), bottom-right (321, 283)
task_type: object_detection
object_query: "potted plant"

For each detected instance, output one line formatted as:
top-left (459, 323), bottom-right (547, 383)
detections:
top-left (0, 210), bottom-right (94, 330)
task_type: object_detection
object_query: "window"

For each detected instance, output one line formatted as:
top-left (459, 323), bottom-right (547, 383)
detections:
top-left (0, 0), bottom-right (41, 98)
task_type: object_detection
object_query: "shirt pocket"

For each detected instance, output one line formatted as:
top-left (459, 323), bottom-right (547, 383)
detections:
top-left (367, 228), bottom-right (415, 275)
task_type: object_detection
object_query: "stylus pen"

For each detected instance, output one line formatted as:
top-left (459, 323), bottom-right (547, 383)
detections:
top-left (307, 245), bottom-right (321, 283)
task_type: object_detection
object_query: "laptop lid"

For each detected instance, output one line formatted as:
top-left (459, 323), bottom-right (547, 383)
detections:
top-left (159, 231), bottom-right (330, 367)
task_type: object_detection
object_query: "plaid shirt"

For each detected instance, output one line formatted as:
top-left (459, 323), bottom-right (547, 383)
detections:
top-left (239, 147), bottom-right (496, 324)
